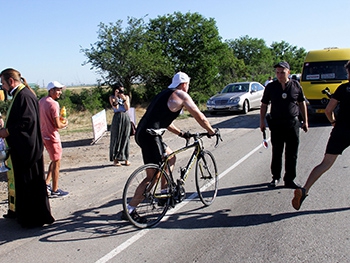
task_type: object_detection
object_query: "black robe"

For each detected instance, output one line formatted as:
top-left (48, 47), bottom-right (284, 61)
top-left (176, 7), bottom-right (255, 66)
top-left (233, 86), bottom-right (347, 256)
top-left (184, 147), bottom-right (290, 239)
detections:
top-left (5, 86), bottom-right (54, 228)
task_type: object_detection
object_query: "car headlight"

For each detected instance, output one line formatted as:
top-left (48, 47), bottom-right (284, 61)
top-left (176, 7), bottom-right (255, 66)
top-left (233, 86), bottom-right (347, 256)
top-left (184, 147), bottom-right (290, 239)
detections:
top-left (228, 97), bottom-right (240, 104)
top-left (207, 99), bottom-right (214, 105)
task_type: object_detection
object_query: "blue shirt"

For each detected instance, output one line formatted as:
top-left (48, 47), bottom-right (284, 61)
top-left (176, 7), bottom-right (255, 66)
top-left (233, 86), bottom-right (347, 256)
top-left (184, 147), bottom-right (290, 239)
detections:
top-left (113, 97), bottom-right (126, 113)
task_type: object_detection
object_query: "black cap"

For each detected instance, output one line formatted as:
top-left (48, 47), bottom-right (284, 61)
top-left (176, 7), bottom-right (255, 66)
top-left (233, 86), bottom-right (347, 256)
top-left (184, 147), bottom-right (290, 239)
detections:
top-left (274, 61), bottom-right (290, 69)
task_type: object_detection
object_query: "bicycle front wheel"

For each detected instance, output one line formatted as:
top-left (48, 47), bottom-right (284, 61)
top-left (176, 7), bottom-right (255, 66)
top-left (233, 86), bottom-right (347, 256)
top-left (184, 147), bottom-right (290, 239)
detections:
top-left (195, 150), bottom-right (218, 206)
top-left (122, 163), bottom-right (171, 228)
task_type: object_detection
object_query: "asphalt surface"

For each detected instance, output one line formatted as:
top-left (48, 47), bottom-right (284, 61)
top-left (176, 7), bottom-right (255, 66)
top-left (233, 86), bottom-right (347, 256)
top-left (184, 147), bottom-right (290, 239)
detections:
top-left (0, 111), bottom-right (349, 263)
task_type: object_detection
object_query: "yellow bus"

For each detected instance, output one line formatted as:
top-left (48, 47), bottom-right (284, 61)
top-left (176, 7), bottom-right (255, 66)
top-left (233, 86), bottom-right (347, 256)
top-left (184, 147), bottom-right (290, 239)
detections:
top-left (301, 47), bottom-right (350, 114)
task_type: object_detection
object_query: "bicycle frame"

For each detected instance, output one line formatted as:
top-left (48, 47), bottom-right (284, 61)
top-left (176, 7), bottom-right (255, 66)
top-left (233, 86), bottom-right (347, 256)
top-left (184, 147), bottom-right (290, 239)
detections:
top-left (163, 138), bottom-right (203, 183)
top-left (147, 138), bottom-right (203, 201)
top-left (123, 129), bottom-right (221, 228)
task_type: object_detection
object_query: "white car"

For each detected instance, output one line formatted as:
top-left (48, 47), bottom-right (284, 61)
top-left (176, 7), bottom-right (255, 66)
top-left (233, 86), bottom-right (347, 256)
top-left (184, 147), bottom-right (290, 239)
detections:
top-left (206, 82), bottom-right (265, 114)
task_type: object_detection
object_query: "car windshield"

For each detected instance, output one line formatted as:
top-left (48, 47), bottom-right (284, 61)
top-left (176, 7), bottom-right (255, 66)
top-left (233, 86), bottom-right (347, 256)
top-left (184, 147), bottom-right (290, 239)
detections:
top-left (222, 83), bottom-right (249, 93)
top-left (301, 61), bottom-right (348, 81)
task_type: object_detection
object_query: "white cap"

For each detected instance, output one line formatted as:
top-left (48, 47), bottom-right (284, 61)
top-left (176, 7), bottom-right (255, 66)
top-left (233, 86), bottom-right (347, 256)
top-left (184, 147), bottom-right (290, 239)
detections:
top-left (47, 81), bottom-right (65, 91)
top-left (168, 72), bottom-right (190, 89)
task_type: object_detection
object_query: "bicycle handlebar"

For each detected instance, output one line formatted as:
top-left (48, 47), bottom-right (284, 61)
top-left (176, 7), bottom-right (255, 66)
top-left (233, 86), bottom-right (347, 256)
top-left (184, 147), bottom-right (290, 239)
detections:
top-left (183, 128), bottom-right (222, 148)
top-left (146, 127), bottom-right (223, 148)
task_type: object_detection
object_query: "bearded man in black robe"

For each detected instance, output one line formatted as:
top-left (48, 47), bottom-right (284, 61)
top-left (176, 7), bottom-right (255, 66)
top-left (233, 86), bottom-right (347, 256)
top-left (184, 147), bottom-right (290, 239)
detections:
top-left (0, 68), bottom-right (54, 228)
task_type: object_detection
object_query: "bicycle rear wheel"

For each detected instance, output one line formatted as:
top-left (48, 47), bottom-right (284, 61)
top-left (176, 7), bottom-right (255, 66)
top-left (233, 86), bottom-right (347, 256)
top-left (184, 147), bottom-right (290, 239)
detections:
top-left (122, 164), bottom-right (171, 228)
top-left (195, 150), bottom-right (218, 206)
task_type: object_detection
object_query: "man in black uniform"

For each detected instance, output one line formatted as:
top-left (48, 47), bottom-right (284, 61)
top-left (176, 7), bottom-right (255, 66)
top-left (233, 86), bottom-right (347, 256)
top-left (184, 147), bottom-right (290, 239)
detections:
top-left (292, 60), bottom-right (350, 210)
top-left (260, 61), bottom-right (308, 189)
top-left (123, 72), bottom-right (216, 222)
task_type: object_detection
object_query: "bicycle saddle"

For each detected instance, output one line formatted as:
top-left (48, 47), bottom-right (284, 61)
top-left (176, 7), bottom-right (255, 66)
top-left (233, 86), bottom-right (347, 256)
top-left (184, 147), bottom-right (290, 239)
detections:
top-left (146, 128), bottom-right (167, 136)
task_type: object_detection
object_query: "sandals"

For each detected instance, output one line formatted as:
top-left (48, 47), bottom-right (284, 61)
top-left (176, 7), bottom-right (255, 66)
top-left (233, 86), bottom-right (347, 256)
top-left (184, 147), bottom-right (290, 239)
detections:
top-left (113, 160), bottom-right (131, 166)
top-left (113, 160), bottom-right (121, 166)
top-left (292, 188), bottom-right (308, 210)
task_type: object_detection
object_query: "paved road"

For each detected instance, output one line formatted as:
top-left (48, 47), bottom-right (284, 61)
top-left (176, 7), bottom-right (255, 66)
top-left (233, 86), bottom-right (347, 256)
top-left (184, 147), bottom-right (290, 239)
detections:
top-left (0, 111), bottom-right (349, 263)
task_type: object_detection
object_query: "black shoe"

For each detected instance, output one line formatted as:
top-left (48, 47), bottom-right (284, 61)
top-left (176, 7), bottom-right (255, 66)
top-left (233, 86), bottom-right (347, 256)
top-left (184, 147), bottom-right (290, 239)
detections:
top-left (284, 181), bottom-right (301, 189)
top-left (269, 179), bottom-right (280, 187)
top-left (3, 210), bottom-right (16, 219)
top-left (121, 210), bottom-right (147, 224)
top-left (20, 222), bottom-right (45, 228)
top-left (292, 188), bottom-right (308, 210)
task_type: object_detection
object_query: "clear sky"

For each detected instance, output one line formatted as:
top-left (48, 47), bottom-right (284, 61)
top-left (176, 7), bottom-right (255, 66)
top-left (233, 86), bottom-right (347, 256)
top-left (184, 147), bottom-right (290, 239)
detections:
top-left (1, 0), bottom-right (349, 87)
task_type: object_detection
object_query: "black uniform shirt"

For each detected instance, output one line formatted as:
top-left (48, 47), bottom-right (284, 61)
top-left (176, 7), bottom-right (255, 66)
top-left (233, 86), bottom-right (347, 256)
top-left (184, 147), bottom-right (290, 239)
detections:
top-left (332, 81), bottom-right (350, 127)
top-left (261, 79), bottom-right (305, 120)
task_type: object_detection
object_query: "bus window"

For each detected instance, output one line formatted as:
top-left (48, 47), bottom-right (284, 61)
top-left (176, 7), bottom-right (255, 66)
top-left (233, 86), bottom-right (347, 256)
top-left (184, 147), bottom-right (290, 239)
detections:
top-left (302, 60), bottom-right (348, 81)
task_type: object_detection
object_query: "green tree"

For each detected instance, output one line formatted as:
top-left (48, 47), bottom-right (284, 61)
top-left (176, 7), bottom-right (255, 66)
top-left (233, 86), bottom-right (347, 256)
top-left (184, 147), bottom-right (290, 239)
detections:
top-left (216, 45), bottom-right (246, 87)
top-left (227, 35), bottom-right (274, 83)
top-left (82, 13), bottom-right (307, 106)
top-left (81, 17), bottom-right (151, 94)
top-left (270, 41), bottom-right (306, 73)
top-left (146, 12), bottom-right (236, 103)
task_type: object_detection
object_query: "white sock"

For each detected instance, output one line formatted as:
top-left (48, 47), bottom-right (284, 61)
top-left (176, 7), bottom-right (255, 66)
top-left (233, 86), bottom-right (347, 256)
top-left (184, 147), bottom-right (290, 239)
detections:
top-left (127, 204), bottom-right (135, 214)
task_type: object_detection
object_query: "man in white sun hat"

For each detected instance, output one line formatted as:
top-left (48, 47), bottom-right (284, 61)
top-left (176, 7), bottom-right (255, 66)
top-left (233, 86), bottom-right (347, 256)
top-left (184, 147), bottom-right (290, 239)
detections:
top-left (122, 71), bottom-right (218, 223)
top-left (39, 81), bottom-right (69, 198)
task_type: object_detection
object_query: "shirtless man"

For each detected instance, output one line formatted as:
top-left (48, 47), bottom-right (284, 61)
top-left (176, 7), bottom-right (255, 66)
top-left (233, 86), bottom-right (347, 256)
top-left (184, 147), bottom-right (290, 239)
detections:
top-left (123, 72), bottom-right (217, 222)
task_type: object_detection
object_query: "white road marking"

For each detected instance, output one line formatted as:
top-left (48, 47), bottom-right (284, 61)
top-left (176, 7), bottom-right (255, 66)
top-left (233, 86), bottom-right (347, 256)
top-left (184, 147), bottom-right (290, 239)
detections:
top-left (95, 141), bottom-right (266, 263)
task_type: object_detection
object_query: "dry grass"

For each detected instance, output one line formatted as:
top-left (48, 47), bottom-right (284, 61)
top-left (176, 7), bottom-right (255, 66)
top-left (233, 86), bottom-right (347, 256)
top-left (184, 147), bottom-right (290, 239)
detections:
top-left (49, 85), bottom-right (203, 135)
top-left (59, 105), bottom-right (197, 135)
top-left (60, 105), bottom-right (147, 135)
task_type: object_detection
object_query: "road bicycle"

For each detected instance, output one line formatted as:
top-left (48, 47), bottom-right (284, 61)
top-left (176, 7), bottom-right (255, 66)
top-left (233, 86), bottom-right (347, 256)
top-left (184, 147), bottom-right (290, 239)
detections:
top-left (122, 128), bottom-right (222, 228)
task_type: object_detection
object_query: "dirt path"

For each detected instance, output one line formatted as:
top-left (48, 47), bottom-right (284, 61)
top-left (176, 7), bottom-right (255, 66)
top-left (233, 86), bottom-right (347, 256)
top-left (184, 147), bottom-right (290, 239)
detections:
top-left (0, 115), bottom-right (209, 216)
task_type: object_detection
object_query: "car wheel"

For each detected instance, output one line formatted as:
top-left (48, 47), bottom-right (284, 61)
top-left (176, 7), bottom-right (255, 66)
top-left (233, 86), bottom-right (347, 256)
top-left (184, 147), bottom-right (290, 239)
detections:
top-left (242, 100), bottom-right (249, 114)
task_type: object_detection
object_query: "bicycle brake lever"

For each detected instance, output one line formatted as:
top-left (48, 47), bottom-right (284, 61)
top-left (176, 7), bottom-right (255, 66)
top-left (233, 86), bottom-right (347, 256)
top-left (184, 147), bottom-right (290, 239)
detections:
top-left (214, 132), bottom-right (222, 148)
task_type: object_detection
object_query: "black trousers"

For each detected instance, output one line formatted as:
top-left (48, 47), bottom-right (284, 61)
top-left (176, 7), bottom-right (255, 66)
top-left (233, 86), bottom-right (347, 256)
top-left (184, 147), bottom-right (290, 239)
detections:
top-left (270, 118), bottom-right (300, 182)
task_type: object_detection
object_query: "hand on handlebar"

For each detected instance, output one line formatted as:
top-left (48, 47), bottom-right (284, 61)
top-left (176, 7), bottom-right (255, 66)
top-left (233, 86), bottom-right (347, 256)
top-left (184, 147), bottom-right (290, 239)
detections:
top-left (209, 128), bottom-right (222, 148)
top-left (178, 128), bottom-right (222, 147)
top-left (207, 128), bottom-right (219, 138)
top-left (178, 130), bottom-right (191, 139)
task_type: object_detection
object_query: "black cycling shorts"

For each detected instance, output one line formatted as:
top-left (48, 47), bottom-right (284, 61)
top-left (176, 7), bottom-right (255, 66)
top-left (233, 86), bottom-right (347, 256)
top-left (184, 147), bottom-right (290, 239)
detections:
top-left (325, 126), bottom-right (350, 155)
top-left (136, 132), bottom-right (167, 165)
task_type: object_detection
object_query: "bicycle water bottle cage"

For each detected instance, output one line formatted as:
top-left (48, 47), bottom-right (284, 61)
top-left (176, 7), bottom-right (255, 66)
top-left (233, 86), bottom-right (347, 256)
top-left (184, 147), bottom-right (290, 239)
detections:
top-left (146, 128), bottom-right (167, 136)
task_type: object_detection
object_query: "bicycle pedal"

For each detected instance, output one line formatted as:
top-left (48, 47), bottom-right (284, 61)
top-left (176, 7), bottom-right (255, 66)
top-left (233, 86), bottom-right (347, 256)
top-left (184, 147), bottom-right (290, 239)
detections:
top-left (157, 198), bottom-right (168, 207)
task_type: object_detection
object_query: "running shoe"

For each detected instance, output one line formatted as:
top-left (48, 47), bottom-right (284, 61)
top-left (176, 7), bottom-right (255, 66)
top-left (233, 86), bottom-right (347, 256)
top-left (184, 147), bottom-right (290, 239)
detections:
top-left (292, 188), bottom-right (307, 210)
top-left (50, 189), bottom-right (69, 198)
top-left (121, 210), bottom-right (147, 224)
